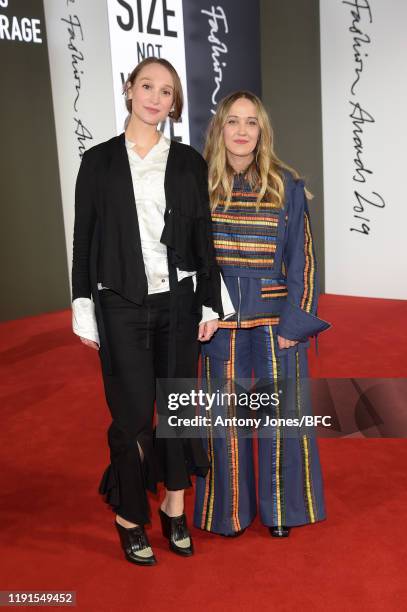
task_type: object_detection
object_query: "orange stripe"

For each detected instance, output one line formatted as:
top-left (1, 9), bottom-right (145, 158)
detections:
top-left (213, 220), bottom-right (279, 229)
top-left (300, 213), bottom-right (314, 312)
top-left (219, 317), bottom-right (280, 329)
top-left (262, 292), bottom-right (288, 298)
top-left (224, 193), bottom-right (280, 205)
top-left (200, 464), bottom-right (210, 529)
top-left (214, 242), bottom-right (277, 253)
top-left (229, 330), bottom-right (241, 532)
top-left (305, 214), bottom-right (315, 312)
top-left (206, 358), bottom-right (215, 529)
top-left (219, 200), bottom-right (280, 208)
top-left (296, 352), bottom-right (316, 522)
top-left (200, 357), bottom-right (211, 529)
top-left (213, 213), bottom-right (279, 222)
top-left (216, 257), bottom-right (275, 265)
top-left (301, 213), bottom-right (310, 309)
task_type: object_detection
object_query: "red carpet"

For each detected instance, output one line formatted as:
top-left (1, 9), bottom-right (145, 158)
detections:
top-left (1, 294), bottom-right (407, 611)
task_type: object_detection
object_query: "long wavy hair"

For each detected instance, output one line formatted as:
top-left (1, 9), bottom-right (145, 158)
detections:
top-left (204, 90), bottom-right (312, 210)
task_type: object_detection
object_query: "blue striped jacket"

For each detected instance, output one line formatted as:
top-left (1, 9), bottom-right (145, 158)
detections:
top-left (204, 171), bottom-right (330, 359)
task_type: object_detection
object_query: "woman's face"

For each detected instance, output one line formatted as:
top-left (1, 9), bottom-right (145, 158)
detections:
top-left (127, 63), bottom-right (175, 125)
top-left (222, 97), bottom-right (260, 159)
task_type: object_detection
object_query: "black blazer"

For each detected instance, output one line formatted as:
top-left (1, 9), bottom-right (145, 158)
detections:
top-left (72, 133), bottom-right (223, 372)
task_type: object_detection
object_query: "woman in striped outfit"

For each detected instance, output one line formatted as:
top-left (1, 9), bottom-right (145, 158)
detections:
top-left (194, 91), bottom-right (330, 537)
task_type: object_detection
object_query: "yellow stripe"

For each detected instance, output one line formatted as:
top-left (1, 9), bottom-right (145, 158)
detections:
top-left (213, 214), bottom-right (278, 222)
top-left (261, 292), bottom-right (288, 299)
top-left (305, 214), bottom-right (315, 312)
top-left (228, 330), bottom-right (241, 532)
top-left (212, 217), bottom-right (278, 227)
top-left (269, 326), bottom-right (282, 528)
top-left (206, 357), bottom-right (215, 529)
top-left (214, 240), bottom-right (277, 251)
top-left (301, 435), bottom-right (315, 523)
top-left (301, 213), bottom-right (315, 313)
top-left (296, 353), bottom-right (316, 522)
top-left (216, 257), bottom-right (275, 265)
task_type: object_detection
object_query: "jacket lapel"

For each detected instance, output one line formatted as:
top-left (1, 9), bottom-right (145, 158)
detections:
top-left (106, 133), bottom-right (180, 264)
top-left (108, 132), bottom-right (137, 210)
top-left (160, 139), bottom-right (178, 249)
top-left (164, 138), bottom-right (177, 213)
top-left (106, 133), bottom-right (146, 281)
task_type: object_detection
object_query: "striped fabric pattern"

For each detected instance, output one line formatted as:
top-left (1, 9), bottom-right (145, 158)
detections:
top-left (266, 325), bottom-right (286, 528)
top-left (200, 356), bottom-right (216, 531)
top-left (219, 316), bottom-right (280, 329)
top-left (225, 330), bottom-right (241, 532)
top-left (261, 278), bottom-right (288, 299)
top-left (301, 212), bottom-right (317, 313)
top-left (212, 187), bottom-right (280, 272)
top-left (295, 351), bottom-right (317, 523)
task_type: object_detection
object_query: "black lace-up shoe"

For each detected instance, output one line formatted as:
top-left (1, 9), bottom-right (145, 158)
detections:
top-left (115, 521), bottom-right (157, 566)
top-left (159, 509), bottom-right (194, 557)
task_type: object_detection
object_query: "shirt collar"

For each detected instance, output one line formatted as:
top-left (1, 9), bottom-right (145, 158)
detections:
top-left (125, 132), bottom-right (170, 161)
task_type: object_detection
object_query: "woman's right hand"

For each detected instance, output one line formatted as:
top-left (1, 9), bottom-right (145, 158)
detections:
top-left (277, 335), bottom-right (298, 350)
top-left (80, 337), bottom-right (99, 350)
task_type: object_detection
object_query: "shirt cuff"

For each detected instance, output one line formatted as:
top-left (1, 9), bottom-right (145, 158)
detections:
top-left (193, 272), bottom-right (235, 322)
top-left (72, 297), bottom-right (100, 345)
top-left (220, 274), bottom-right (235, 320)
top-left (200, 305), bottom-right (219, 324)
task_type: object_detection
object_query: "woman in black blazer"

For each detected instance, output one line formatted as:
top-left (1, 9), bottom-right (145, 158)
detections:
top-left (71, 57), bottom-right (227, 565)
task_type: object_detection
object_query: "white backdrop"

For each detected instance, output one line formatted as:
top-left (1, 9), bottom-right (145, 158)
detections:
top-left (320, 0), bottom-right (407, 299)
top-left (44, 0), bottom-right (116, 283)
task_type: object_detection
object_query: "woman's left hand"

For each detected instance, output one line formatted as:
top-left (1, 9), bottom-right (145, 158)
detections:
top-left (198, 319), bottom-right (219, 342)
top-left (277, 335), bottom-right (298, 350)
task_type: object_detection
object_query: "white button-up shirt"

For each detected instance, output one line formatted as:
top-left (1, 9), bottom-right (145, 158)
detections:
top-left (121, 134), bottom-right (194, 292)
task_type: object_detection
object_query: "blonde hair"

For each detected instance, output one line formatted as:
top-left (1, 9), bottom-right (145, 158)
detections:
top-left (204, 90), bottom-right (312, 210)
top-left (124, 57), bottom-right (183, 122)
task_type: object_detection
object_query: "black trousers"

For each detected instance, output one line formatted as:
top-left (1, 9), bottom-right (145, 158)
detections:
top-left (97, 276), bottom-right (207, 525)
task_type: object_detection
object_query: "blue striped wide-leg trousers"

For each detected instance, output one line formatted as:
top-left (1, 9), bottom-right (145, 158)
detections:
top-left (194, 325), bottom-right (326, 535)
